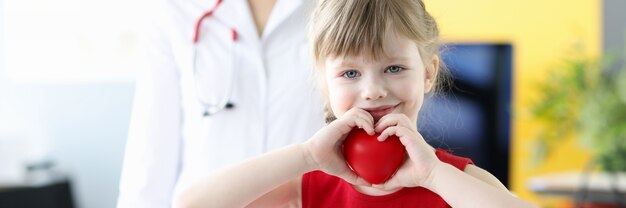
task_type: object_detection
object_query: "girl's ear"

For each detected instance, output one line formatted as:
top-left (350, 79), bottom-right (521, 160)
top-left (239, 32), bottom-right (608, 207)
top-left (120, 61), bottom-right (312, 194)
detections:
top-left (424, 55), bottom-right (439, 93)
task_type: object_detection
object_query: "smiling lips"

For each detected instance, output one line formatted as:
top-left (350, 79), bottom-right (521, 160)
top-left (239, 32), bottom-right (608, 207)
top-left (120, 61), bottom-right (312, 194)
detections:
top-left (364, 105), bottom-right (397, 122)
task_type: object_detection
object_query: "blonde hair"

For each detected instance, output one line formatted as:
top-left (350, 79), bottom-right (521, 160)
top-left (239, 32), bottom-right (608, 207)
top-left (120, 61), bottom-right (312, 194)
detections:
top-left (309, 0), bottom-right (448, 123)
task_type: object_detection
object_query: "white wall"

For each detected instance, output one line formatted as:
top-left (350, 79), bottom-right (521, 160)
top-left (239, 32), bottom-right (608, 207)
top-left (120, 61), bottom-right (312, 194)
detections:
top-left (1, 0), bottom-right (138, 207)
top-left (0, 83), bottom-right (134, 208)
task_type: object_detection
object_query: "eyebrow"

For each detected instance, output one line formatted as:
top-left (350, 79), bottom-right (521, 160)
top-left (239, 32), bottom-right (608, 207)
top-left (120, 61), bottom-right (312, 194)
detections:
top-left (337, 55), bottom-right (412, 68)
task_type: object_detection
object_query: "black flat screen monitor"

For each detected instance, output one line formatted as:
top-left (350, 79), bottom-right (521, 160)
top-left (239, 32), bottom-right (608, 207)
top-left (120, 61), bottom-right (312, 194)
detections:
top-left (419, 43), bottom-right (512, 187)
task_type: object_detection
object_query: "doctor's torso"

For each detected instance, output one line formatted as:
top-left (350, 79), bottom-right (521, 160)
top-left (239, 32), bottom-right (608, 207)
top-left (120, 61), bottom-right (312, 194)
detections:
top-left (160, 0), bottom-right (325, 192)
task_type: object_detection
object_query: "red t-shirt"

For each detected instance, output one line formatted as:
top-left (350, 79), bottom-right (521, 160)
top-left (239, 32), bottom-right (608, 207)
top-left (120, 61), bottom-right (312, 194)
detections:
top-left (302, 149), bottom-right (473, 208)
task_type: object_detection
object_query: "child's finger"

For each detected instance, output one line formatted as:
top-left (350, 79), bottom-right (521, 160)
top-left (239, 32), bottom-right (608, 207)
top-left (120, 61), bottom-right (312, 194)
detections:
top-left (334, 116), bottom-right (368, 135)
top-left (376, 126), bottom-right (395, 142)
top-left (355, 118), bottom-right (375, 135)
top-left (396, 132), bottom-right (439, 166)
top-left (346, 108), bottom-right (374, 126)
top-left (375, 114), bottom-right (414, 132)
top-left (338, 168), bottom-right (371, 187)
top-left (374, 116), bottom-right (396, 133)
top-left (375, 115), bottom-right (400, 133)
top-left (353, 176), bottom-right (371, 187)
top-left (371, 176), bottom-right (402, 191)
top-left (377, 126), bottom-right (410, 142)
top-left (354, 108), bottom-right (375, 125)
top-left (398, 134), bottom-right (431, 160)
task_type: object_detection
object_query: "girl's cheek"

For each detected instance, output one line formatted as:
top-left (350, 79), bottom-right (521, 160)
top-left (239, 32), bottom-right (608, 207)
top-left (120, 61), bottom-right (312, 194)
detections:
top-left (329, 88), bottom-right (355, 118)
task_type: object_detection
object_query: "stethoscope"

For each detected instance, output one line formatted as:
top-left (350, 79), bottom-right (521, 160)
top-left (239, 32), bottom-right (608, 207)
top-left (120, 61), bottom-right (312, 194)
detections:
top-left (192, 0), bottom-right (237, 117)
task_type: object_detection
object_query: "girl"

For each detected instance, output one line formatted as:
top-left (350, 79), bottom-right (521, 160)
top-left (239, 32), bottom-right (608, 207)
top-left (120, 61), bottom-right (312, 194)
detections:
top-left (174, 0), bottom-right (536, 207)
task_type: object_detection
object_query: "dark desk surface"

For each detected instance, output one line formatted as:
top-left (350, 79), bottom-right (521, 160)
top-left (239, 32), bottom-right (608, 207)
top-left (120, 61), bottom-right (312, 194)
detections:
top-left (0, 179), bottom-right (75, 208)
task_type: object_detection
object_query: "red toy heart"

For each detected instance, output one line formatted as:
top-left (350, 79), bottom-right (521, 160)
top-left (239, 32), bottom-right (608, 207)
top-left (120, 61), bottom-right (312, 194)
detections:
top-left (342, 128), bottom-right (406, 184)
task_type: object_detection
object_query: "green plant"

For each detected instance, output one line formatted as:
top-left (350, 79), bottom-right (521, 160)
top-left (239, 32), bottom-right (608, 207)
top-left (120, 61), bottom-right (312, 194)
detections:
top-left (531, 47), bottom-right (626, 172)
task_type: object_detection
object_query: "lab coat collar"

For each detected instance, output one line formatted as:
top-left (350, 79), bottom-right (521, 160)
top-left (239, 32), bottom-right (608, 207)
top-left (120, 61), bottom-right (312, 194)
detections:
top-left (210, 0), bottom-right (304, 43)
top-left (262, 0), bottom-right (304, 38)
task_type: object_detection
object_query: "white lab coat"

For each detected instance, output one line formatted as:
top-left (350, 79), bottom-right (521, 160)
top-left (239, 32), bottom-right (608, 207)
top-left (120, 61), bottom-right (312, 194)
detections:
top-left (117, 0), bottom-right (325, 207)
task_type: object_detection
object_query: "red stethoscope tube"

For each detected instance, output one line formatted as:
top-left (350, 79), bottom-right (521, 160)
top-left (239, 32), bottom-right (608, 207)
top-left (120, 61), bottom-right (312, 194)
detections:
top-left (193, 0), bottom-right (238, 43)
top-left (192, 0), bottom-right (238, 117)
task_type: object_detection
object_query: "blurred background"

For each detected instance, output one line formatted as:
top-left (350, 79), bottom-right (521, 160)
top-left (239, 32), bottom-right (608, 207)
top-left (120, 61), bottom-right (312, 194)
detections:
top-left (1, 0), bottom-right (624, 207)
top-left (1, 0), bottom-right (150, 207)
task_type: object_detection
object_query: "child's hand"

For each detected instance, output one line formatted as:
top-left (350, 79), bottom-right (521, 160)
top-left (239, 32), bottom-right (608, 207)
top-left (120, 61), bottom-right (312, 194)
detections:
top-left (303, 108), bottom-right (375, 186)
top-left (371, 113), bottom-right (440, 190)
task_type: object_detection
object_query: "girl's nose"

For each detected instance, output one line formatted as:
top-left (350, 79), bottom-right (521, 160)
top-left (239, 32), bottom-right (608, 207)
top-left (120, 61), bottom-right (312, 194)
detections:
top-left (361, 78), bottom-right (387, 101)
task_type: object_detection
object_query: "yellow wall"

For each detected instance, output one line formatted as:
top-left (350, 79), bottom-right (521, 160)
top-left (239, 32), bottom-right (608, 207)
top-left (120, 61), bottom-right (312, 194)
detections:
top-left (426, 0), bottom-right (600, 204)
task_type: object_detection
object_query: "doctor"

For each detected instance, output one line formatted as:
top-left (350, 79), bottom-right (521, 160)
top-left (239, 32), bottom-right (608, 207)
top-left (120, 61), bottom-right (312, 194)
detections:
top-left (117, 0), bottom-right (324, 207)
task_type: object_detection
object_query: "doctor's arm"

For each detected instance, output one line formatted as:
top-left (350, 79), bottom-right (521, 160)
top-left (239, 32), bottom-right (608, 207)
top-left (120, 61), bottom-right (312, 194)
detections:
top-left (116, 11), bottom-right (183, 208)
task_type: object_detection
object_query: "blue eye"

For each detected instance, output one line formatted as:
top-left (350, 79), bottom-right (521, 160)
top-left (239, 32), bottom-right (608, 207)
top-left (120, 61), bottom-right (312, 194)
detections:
top-left (386, 66), bottom-right (403, 73)
top-left (342, 70), bottom-right (360, 79)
